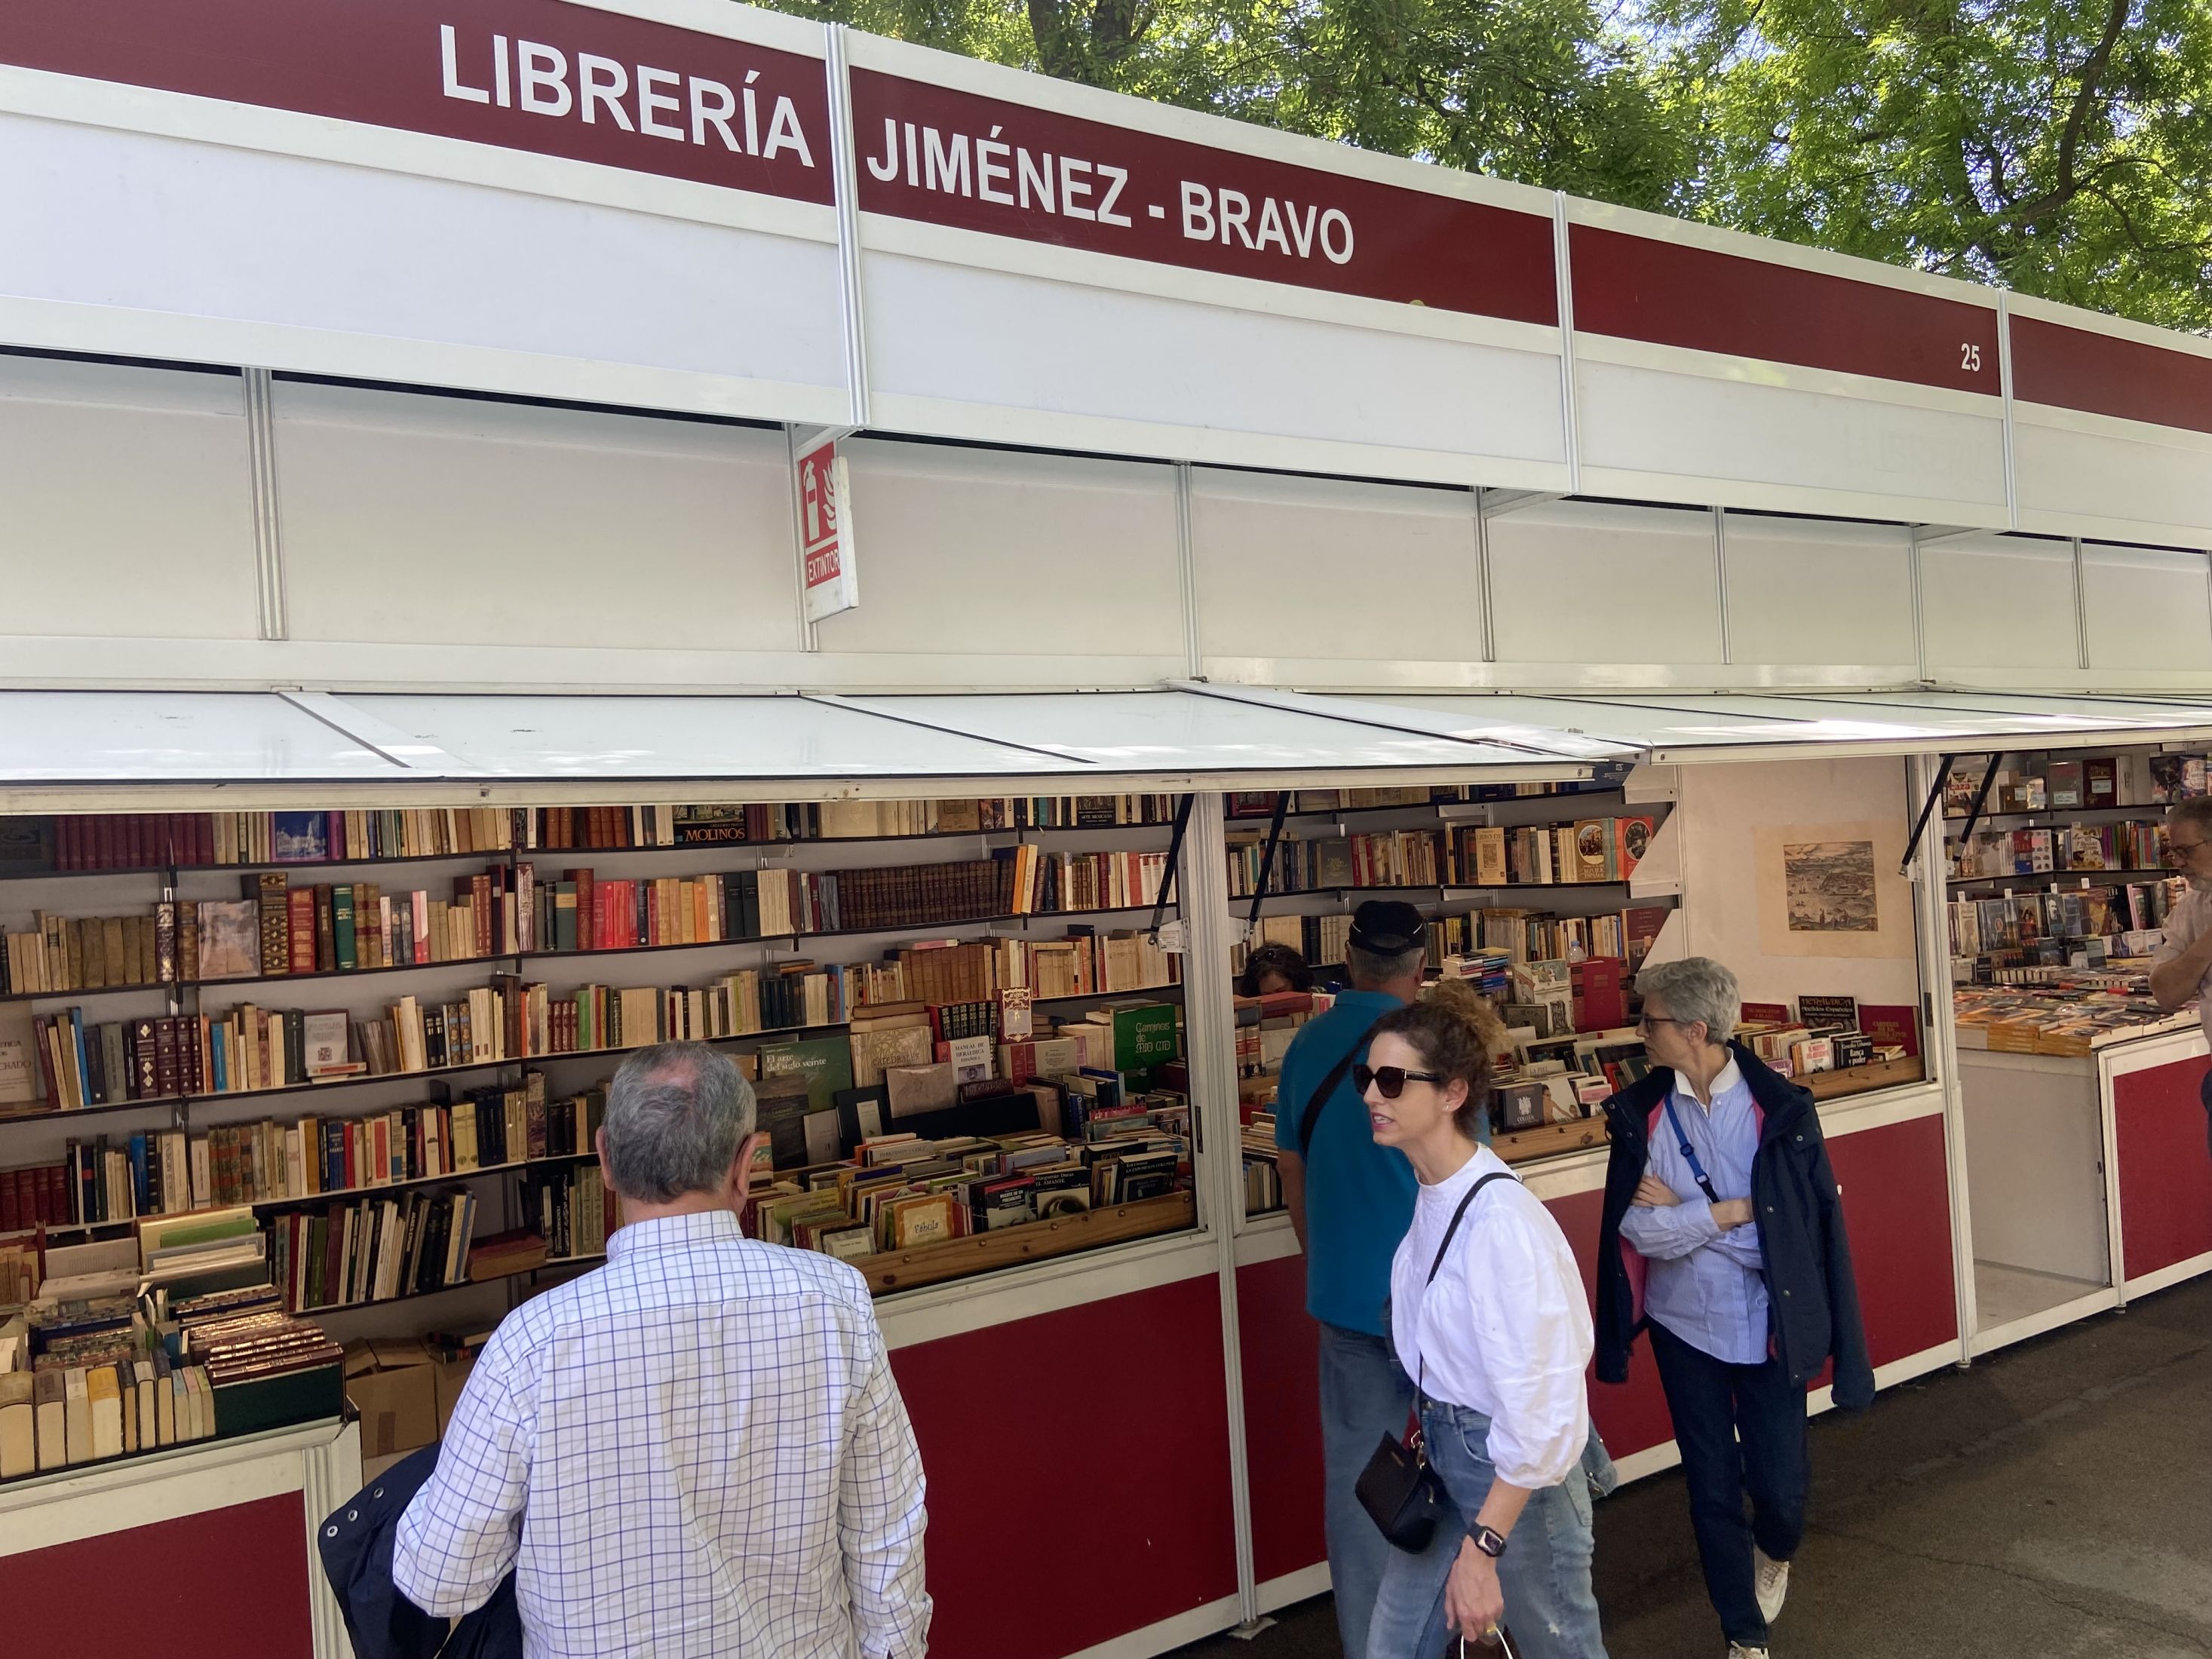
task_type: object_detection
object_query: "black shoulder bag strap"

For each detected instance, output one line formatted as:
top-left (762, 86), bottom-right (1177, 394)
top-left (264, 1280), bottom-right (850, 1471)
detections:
top-left (1296, 1013), bottom-right (1391, 1158)
top-left (1413, 1170), bottom-right (1519, 1406)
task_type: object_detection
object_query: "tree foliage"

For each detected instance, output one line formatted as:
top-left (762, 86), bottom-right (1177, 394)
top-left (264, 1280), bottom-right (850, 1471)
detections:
top-left (1648, 0), bottom-right (2212, 330)
top-left (766, 0), bottom-right (2212, 330)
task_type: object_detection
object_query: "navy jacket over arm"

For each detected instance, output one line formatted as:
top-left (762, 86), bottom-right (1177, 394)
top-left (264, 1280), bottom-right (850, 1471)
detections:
top-left (318, 1443), bottom-right (522, 1659)
top-left (1593, 1041), bottom-right (1875, 1410)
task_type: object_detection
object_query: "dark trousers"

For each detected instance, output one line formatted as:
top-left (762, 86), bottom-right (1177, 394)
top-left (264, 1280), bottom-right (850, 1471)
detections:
top-left (1649, 1317), bottom-right (1810, 1648)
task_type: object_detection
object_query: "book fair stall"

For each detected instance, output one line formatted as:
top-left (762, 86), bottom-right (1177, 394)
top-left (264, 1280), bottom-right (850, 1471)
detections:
top-left (0, 4), bottom-right (2210, 1657)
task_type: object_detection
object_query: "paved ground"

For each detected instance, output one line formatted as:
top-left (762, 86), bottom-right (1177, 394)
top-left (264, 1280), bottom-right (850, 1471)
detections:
top-left (1173, 1276), bottom-right (2212, 1657)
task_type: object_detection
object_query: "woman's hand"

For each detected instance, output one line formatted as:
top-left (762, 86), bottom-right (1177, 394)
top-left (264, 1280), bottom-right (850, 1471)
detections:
top-left (1634, 1173), bottom-right (1680, 1208)
top-left (1443, 1538), bottom-right (1506, 1641)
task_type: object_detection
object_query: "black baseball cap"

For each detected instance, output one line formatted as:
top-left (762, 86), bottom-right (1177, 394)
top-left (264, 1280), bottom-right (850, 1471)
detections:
top-left (1348, 899), bottom-right (1426, 955)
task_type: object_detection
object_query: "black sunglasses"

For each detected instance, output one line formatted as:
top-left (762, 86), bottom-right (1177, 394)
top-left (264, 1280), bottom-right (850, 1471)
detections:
top-left (1355, 1063), bottom-right (1445, 1099)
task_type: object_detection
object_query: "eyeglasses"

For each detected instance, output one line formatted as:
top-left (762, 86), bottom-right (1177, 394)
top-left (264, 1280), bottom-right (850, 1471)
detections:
top-left (1637, 1014), bottom-right (1685, 1032)
top-left (2168, 839), bottom-right (2209, 861)
top-left (1355, 1063), bottom-right (1444, 1099)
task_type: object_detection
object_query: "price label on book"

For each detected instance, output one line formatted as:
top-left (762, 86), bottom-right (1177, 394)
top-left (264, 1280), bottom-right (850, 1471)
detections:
top-left (1153, 918), bottom-right (1186, 955)
top-left (797, 438), bottom-right (858, 622)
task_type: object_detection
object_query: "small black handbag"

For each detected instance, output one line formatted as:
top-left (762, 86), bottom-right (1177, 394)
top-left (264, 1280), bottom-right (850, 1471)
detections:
top-left (1355, 1170), bottom-right (1516, 1552)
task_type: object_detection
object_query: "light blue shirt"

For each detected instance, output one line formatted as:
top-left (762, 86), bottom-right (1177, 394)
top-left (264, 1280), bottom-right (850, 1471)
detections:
top-left (1619, 1056), bottom-right (1770, 1366)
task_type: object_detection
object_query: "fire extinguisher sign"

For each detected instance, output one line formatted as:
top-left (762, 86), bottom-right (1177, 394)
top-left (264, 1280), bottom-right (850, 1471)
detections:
top-left (797, 438), bottom-right (857, 622)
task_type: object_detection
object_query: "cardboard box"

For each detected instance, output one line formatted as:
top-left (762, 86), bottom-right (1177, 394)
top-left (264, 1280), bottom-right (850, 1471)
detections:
top-left (423, 1332), bottom-right (489, 1437)
top-left (344, 1338), bottom-right (438, 1459)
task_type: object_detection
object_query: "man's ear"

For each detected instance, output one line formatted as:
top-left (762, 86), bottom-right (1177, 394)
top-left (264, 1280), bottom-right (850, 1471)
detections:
top-left (731, 1130), bottom-right (768, 1203)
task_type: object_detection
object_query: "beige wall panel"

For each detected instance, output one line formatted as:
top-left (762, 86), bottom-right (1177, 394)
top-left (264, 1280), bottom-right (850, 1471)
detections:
top-left (278, 382), bottom-right (799, 652)
top-left (0, 356), bottom-right (257, 640)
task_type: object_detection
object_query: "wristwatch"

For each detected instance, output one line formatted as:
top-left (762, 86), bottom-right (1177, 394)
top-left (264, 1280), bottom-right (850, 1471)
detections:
top-left (1469, 1523), bottom-right (1508, 1559)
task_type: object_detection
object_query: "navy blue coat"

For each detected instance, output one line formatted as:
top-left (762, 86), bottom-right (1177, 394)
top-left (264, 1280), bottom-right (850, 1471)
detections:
top-left (318, 1443), bottom-right (522, 1659)
top-left (1594, 1041), bottom-right (1875, 1409)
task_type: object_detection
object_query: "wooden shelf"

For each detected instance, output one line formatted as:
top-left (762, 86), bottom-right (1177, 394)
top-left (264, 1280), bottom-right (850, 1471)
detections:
top-left (1802, 1053), bottom-right (1925, 1099)
top-left (856, 1190), bottom-right (1195, 1295)
top-left (1493, 1118), bottom-right (1609, 1163)
top-left (301, 1250), bottom-right (602, 1315)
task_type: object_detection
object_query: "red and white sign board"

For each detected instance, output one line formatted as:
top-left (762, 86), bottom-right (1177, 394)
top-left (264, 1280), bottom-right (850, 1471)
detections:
top-left (798, 439), bottom-right (858, 621)
top-left (2006, 294), bottom-right (2212, 546)
top-left (2, 0), bottom-right (2211, 526)
top-left (1563, 200), bottom-right (2009, 525)
top-left (841, 34), bottom-right (1572, 489)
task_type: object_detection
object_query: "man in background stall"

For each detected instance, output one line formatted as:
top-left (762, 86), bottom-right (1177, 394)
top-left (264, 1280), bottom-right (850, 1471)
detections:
top-left (2149, 796), bottom-right (2212, 1158)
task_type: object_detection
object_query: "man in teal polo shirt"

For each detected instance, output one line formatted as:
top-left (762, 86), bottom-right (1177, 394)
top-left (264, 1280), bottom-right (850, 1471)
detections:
top-left (1274, 900), bottom-right (1426, 1658)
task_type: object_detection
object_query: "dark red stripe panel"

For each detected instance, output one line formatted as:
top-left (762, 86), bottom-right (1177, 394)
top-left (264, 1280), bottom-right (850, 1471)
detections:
top-left (853, 69), bottom-right (1558, 324)
top-left (1571, 223), bottom-right (2000, 397)
top-left (2011, 314), bottom-right (2212, 436)
top-left (0, 0), bottom-right (834, 204)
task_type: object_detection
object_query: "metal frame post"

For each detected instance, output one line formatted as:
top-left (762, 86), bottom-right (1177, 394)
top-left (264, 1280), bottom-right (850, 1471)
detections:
top-left (1181, 791), bottom-right (1270, 1633)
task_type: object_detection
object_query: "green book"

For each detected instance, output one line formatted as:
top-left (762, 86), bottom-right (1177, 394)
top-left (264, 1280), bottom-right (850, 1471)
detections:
top-left (332, 886), bottom-right (357, 972)
top-left (554, 883), bottom-right (578, 952)
top-left (1109, 1003), bottom-right (1181, 1085)
top-left (758, 1035), bottom-right (854, 1117)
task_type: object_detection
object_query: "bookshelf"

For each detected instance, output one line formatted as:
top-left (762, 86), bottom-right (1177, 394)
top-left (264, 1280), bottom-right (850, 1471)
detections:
top-left (0, 793), bottom-right (1202, 1339)
top-left (1940, 747), bottom-right (2191, 984)
top-left (1224, 783), bottom-right (1681, 1219)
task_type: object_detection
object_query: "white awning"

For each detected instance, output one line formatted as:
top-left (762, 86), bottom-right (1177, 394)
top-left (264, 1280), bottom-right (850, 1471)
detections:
top-left (3, 685), bottom-right (2212, 809)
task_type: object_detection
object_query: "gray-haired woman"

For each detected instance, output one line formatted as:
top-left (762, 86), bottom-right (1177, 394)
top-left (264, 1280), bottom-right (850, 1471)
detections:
top-left (1591, 958), bottom-right (1872, 1659)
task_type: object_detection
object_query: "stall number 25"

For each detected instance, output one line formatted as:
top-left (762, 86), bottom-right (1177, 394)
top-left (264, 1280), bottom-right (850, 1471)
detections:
top-left (1960, 342), bottom-right (1983, 373)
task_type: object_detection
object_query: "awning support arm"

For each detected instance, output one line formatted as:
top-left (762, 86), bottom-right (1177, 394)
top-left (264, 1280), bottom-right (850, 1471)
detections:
top-left (1951, 753), bottom-right (2010, 866)
top-left (1147, 792), bottom-right (1197, 941)
top-left (1245, 792), bottom-right (1293, 939)
top-left (1898, 753), bottom-right (1960, 876)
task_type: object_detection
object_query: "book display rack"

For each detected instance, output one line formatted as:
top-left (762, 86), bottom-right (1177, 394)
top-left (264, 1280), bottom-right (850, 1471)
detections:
top-left (1225, 780), bottom-right (1681, 1216)
top-left (0, 792), bottom-right (1203, 1486)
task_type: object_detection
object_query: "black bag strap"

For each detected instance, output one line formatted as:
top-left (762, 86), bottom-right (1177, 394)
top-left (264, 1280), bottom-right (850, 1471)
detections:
top-left (1658, 1091), bottom-right (1723, 1205)
top-left (1415, 1170), bottom-right (1519, 1406)
top-left (1296, 1013), bottom-right (1391, 1158)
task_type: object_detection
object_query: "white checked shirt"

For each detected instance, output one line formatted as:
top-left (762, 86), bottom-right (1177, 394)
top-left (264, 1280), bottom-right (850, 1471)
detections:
top-left (392, 1210), bottom-right (931, 1659)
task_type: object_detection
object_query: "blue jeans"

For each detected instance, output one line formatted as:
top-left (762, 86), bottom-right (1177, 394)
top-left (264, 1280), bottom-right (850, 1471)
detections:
top-left (1318, 1320), bottom-right (1416, 1659)
top-left (1649, 1317), bottom-right (1809, 1648)
top-left (1368, 1400), bottom-right (1609, 1659)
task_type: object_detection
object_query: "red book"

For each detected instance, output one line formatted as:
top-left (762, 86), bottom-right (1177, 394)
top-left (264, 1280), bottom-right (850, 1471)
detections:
top-left (2, 1170), bottom-right (20, 1234)
top-left (287, 888), bottom-right (316, 972)
top-left (1571, 957), bottom-right (1625, 1033)
top-left (568, 869), bottom-right (595, 952)
top-left (94, 814), bottom-right (116, 870)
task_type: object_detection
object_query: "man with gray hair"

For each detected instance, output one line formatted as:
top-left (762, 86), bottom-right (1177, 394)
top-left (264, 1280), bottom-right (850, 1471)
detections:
top-left (393, 1043), bottom-right (931, 1658)
top-left (2147, 796), bottom-right (2212, 1156)
top-left (1593, 958), bottom-right (1870, 1659)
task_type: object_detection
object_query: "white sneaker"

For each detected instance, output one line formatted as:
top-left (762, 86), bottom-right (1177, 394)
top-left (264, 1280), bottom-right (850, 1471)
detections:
top-left (1727, 1646), bottom-right (1770, 1659)
top-left (1753, 1544), bottom-right (1790, 1623)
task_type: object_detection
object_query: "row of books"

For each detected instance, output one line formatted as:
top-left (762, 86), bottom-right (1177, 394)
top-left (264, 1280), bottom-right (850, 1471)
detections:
top-left (1220, 815), bottom-right (1660, 899)
top-left (1, 795), bottom-right (1186, 875)
top-left (1943, 753), bottom-right (2208, 817)
top-left (1947, 887), bottom-right (2172, 960)
top-left (17, 927), bottom-right (1183, 1110)
top-left (0, 844), bottom-right (1186, 999)
top-left (51, 1079), bottom-right (603, 1227)
top-left (271, 1186), bottom-right (496, 1311)
top-left (1247, 904), bottom-right (1671, 975)
top-left (1948, 822), bottom-right (2178, 881)
top-left (0, 1348), bottom-right (221, 1479)
top-left (1458, 817), bottom-right (1657, 887)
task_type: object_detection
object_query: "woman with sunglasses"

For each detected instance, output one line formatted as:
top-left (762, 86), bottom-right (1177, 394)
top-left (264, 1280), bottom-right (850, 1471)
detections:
top-left (1363, 983), bottom-right (1608, 1659)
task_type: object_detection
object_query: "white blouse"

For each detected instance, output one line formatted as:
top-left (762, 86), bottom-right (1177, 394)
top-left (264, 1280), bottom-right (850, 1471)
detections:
top-left (1389, 1145), bottom-right (1594, 1490)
